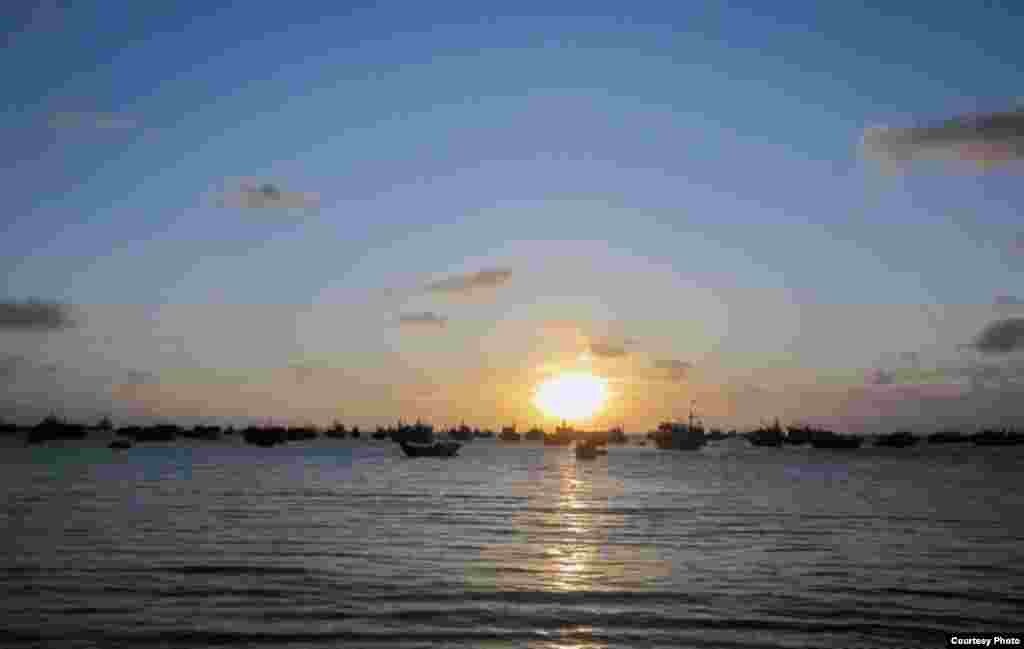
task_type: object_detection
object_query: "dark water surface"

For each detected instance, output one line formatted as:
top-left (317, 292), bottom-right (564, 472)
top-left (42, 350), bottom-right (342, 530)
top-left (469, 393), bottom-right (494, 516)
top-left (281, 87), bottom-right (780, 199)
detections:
top-left (2, 439), bottom-right (1022, 648)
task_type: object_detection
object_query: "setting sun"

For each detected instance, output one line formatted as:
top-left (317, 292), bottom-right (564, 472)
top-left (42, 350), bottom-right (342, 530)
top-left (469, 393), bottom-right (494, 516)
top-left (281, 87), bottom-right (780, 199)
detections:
top-left (533, 372), bottom-right (609, 421)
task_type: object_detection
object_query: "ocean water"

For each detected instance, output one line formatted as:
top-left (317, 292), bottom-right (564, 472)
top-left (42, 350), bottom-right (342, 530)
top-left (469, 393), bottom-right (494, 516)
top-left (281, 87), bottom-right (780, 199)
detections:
top-left (2, 438), bottom-right (1022, 648)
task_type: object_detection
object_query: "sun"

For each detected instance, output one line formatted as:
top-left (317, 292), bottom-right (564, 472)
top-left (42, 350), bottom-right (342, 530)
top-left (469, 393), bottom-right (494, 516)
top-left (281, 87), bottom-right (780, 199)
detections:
top-left (533, 372), bottom-right (608, 422)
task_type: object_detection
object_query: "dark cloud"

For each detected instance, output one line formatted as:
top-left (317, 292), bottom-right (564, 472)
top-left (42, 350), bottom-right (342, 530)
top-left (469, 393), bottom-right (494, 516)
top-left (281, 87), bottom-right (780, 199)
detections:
top-left (860, 108), bottom-right (1024, 170)
top-left (589, 342), bottom-right (629, 358)
top-left (398, 312), bottom-right (448, 328)
top-left (0, 354), bottom-right (60, 382)
top-left (654, 359), bottom-right (692, 381)
top-left (972, 318), bottom-right (1024, 354)
top-left (0, 300), bottom-right (75, 331)
top-left (217, 181), bottom-right (320, 210)
top-left (424, 268), bottom-right (512, 295)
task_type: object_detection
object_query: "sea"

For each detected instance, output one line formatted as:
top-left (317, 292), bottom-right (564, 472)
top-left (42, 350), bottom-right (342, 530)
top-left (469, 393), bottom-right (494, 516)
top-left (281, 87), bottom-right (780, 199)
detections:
top-left (2, 437), bottom-right (1021, 648)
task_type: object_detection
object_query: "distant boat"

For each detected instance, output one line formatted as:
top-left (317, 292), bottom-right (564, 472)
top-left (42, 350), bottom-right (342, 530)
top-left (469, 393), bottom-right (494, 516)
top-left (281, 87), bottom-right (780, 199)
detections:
top-left (607, 426), bottom-right (627, 444)
top-left (874, 431), bottom-right (919, 448)
top-left (747, 421), bottom-right (784, 447)
top-left (449, 424), bottom-right (474, 441)
top-left (928, 431), bottom-right (968, 444)
top-left (810, 433), bottom-right (863, 449)
top-left (575, 440), bottom-right (600, 460)
top-left (784, 426), bottom-right (813, 445)
top-left (108, 439), bottom-right (132, 450)
top-left (398, 440), bottom-right (461, 457)
top-left (972, 430), bottom-right (1024, 446)
top-left (390, 421), bottom-right (434, 444)
top-left (524, 427), bottom-right (545, 441)
top-left (653, 404), bottom-right (706, 450)
top-left (498, 426), bottom-right (520, 442)
top-left (544, 423), bottom-right (574, 446)
top-left (652, 422), bottom-right (706, 450)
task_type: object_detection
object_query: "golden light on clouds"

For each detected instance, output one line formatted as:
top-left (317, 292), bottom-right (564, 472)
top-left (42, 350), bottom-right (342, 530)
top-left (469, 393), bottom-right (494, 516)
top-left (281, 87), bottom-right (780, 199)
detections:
top-left (533, 372), bottom-right (608, 422)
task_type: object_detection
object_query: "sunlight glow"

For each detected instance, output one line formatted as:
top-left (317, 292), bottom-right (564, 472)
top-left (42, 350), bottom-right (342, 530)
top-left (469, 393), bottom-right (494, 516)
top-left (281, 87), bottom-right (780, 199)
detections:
top-left (533, 372), bottom-right (608, 421)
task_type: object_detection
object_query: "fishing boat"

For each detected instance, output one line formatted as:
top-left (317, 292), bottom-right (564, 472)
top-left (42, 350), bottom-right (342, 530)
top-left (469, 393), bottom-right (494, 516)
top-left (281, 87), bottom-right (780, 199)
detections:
top-left (652, 402), bottom-right (707, 450)
top-left (653, 422), bottom-right (706, 450)
top-left (498, 425), bottom-right (521, 442)
top-left (448, 424), bottom-right (474, 441)
top-left (784, 426), bottom-right (812, 445)
top-left (544, 422), bottom-right (575, 446)
top-left (398, 440), bottom-right (461, 457)
top-left (607, 426), bottom-right (627, 444)
top-left (575, 440), bottom-right (600, 460)
top-left (524, 427), bottom-right (545, 441)
top-left (747, 420), bottom-right (785, 447)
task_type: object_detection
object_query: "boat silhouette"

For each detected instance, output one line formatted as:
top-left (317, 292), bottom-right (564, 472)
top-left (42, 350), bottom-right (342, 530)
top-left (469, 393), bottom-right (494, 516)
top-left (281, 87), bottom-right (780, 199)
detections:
top-left (524, 427), bottom-right (545, 441)
top-left (809, 431), bottom-right (863, 449)
top-left (398, 440), bottom-right (461, 457)
top-left (498, 425), bottom-right (520, 442)
top-left (747, 420), bottom-right (784, 447)
top-left (971, 430), bottom-right (1024, 446)
top-left (874, 431), bottom-right (919, 447)
top-left (575, 439), bottom-right (603, 459)
top-left (544, 422), bottom-right (575, 446)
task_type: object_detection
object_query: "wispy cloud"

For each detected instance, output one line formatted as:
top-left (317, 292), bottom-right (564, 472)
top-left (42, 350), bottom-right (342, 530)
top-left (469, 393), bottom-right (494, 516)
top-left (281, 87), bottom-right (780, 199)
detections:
top-left (424, 268), bottom-right (512, 296)
top-left (49, 111), bottom-right (139, 131)
top-left (589, 341), bottom-right (629, 358)
top-left (972, 318), bottom-right (1024, 354)
top-left (653, 359), bottom-right (692, 381)
top-left (398, 312), bottom-right (448, 328)
top-left (0, 300), bottom-right (75, 331)
top-left (216, 180), bottom-right (321, 211)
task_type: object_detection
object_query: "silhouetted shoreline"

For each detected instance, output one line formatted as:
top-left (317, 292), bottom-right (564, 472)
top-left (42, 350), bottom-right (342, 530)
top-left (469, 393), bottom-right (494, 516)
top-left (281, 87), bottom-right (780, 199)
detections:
top-left (4, 415), bottom-right (1022, 450)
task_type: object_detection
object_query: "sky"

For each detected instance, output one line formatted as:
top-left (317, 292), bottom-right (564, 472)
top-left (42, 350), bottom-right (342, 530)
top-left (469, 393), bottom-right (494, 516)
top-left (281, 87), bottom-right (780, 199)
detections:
top-left (2, 0), bottom-right (1023, 431)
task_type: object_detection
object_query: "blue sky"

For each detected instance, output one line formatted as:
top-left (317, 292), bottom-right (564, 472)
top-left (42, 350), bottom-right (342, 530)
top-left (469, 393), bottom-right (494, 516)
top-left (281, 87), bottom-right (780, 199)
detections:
top-left (2, 1), bottom-right (1022, 429)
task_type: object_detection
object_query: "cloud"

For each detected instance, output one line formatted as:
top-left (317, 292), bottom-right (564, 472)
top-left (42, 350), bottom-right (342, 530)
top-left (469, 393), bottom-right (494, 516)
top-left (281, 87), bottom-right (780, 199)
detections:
top-left (653, 359), bottom-right (692, 381)
top-left (898, 351), bottom-right (920, 367)
top-left (859, 108), bottom-right (1024, 171)
top-left (398, 312), bottom-right (448, 328)
top-left (49, 111), bottom-right (138, 131)
top-left (0, 300), bottom-right (75, 331)
top-left (216, 180), bottom-right (320, 211)
top-left (0, 354), bottom-right (60, 383)
top-left (424, 268), bottom-right (512, 296)
top-left (589, 341), bottom-right (629, 358)
top-left (972, 318), bottom-right (1024, 354)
